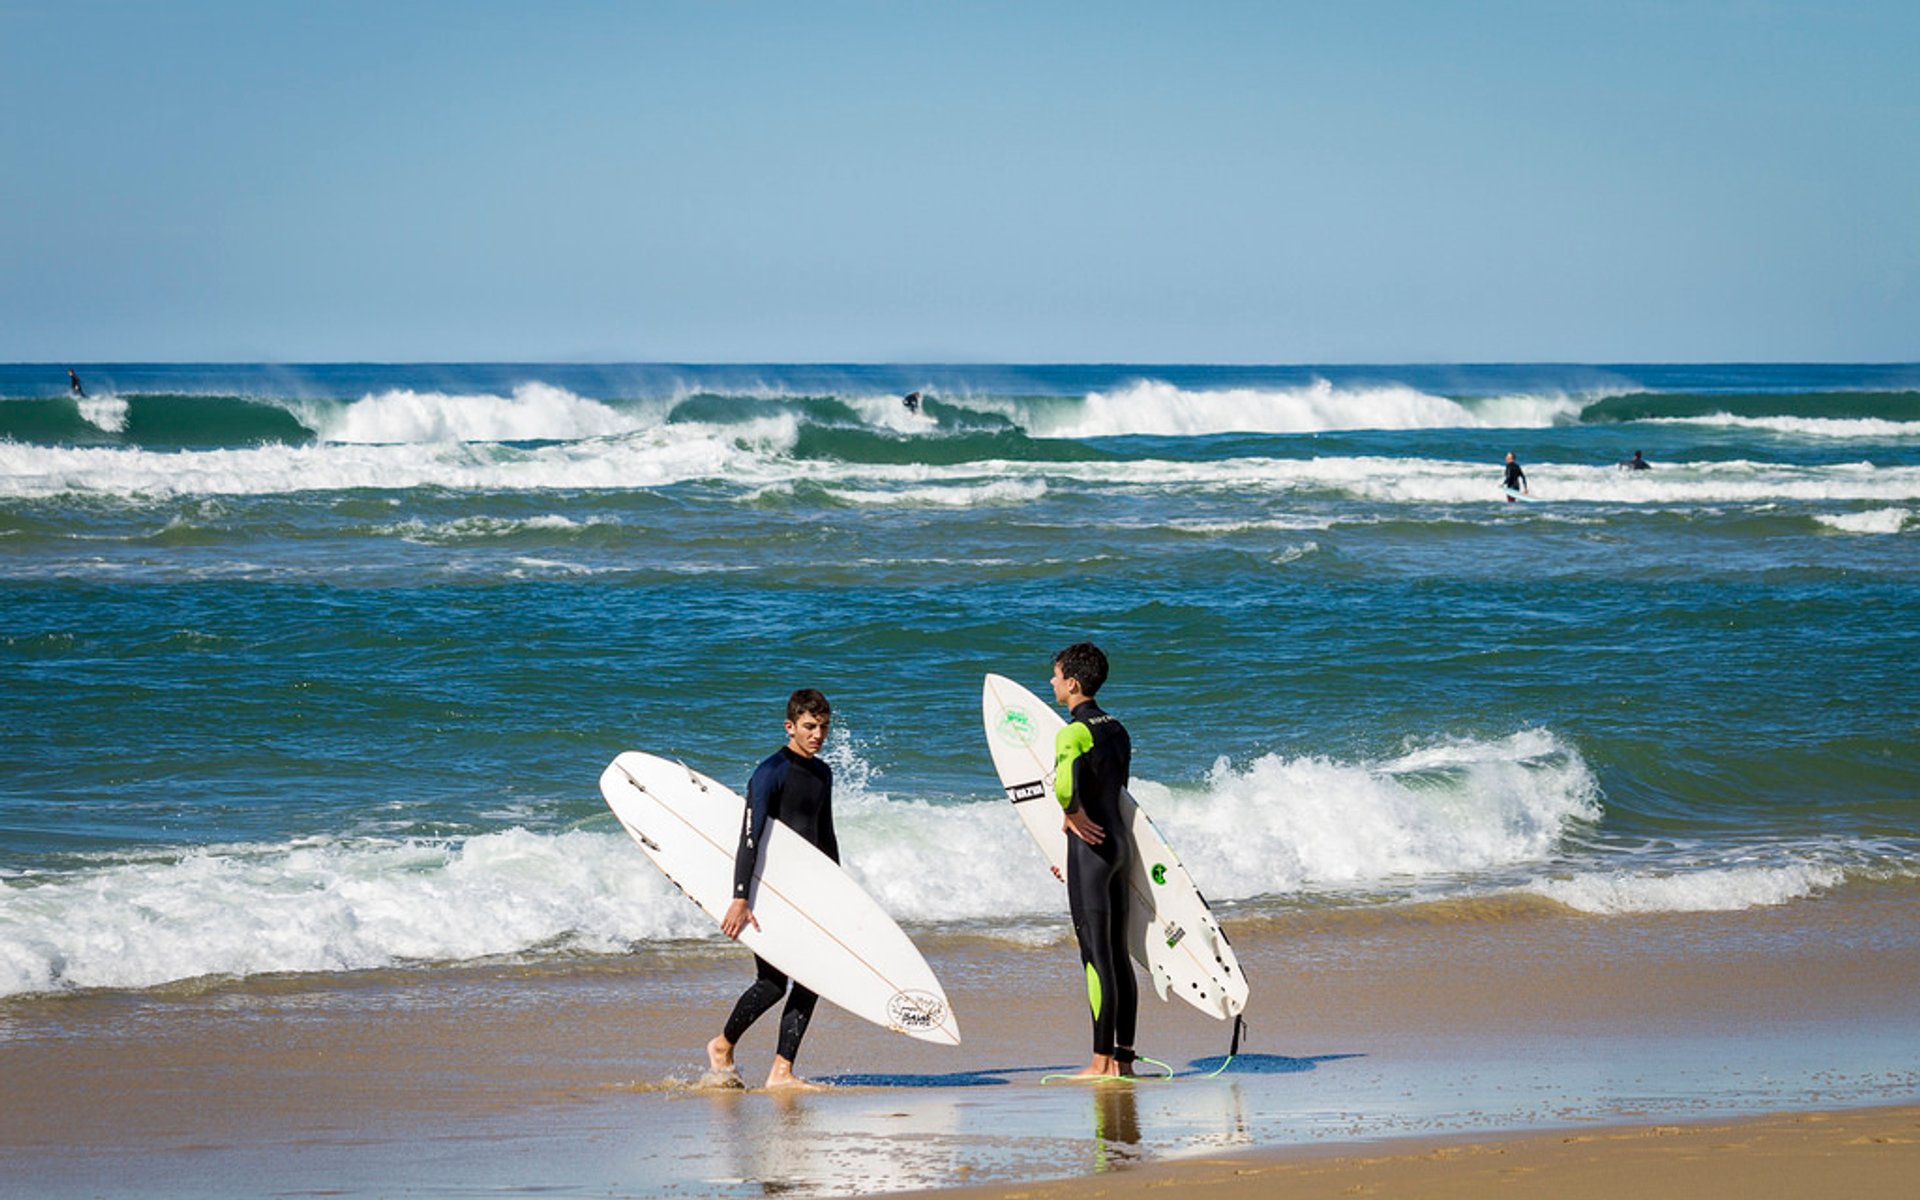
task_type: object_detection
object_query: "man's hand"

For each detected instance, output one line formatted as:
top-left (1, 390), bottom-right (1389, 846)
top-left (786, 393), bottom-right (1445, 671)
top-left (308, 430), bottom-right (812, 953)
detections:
top-left (721, 898), bottom-right (759, 939)
top-left (1062, 808), bottom-right (1106, 846)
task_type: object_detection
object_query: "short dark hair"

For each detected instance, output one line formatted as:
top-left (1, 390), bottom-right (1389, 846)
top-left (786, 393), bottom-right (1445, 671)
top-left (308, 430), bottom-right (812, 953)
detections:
top-left (787, 688), bottom-right (831, 722)
top-left (1052, 642), bottom-right (1109, 697)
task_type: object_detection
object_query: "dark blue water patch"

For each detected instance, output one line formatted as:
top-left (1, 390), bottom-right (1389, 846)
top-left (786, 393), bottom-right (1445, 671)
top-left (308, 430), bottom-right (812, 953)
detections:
top-left (1180, 1052), bottom-right (1365, 1076)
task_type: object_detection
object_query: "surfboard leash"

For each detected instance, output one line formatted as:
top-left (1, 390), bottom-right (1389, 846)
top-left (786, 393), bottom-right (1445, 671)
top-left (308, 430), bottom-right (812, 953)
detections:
top-left (1198, 1014), bottom-right (1246, 1079)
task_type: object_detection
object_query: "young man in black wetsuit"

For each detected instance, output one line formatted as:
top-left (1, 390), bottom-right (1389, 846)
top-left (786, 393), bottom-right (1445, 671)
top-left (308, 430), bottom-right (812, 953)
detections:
top-left (706, 688), bottom-right (837, 1090)
top-left (1050, 642), bottom-right (1140, 1078)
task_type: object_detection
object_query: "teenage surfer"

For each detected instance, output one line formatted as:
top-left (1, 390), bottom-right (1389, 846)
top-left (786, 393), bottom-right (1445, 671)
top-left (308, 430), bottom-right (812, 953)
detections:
top-left (708, 688), bottom-right (838, 1090)
top-left (903, 390), bottom-right (921, 414)
top-left (1502, 452), bottom-right (1528, 501)
top-left (68, 368), bottom-right (85, 397)
top-left (1622, 449), bottom-right (1651, 471)
top-left (1049, 642), bottom-right (1140, 1078)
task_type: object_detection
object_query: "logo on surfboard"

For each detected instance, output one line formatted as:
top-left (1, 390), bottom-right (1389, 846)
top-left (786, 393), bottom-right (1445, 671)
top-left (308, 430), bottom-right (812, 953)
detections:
top-left (993, 707), bottom-right (1038, 747)
top-left (1005, 779), bottom-right (1047, 804)
top-left (887, 990), bottom-right (948, 1032)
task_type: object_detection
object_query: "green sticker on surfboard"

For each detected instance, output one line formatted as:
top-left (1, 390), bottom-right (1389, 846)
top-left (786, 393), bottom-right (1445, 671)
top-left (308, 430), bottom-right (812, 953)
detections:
top-left (994, 707), bottom-right (1038, 747)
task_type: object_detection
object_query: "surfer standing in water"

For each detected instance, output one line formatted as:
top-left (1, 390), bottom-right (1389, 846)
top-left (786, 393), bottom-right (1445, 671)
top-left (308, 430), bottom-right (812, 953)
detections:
top-left (68, 368), bottom-right (85, 397)
top-left (708, 688), bottom-right (838, 1090)
top-left (1049, 642), bottom-right (1141, 1078)
top-left (1502, 451), bottom-right (1528, 501)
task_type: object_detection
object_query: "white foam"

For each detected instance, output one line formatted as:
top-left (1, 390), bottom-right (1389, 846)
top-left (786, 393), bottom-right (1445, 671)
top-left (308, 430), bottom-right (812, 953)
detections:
top-left (827, 478), bottom-right (1050, 507)
top-left (1526, 862), bottom-right (1845, 913)
top-left (1815, 508), bottom-right (1910, 535)
top-left (1146, 729), bottom-right (1604, 897)
top-left (0, 830), bottom-right (709, 996)
top-left (1034, 380), bottom-right (1583, 438)
top-left (0, 416), bottom-right (802, 499)
top-left (1651, 413), bottom-right (1920, 439)
top-left (78, 394), bottom-right (129, 433)
top-left (387, 514), bottom-right (611, 543)
top-left (2, 730), bottom-right (1898, 997)
top-left (308, 383), bottom-right (654, 444)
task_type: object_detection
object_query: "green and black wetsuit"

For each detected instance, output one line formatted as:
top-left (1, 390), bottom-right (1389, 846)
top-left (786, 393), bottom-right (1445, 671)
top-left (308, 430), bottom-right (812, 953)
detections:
top-left (1054, 699), bottom-right (1137, 1058)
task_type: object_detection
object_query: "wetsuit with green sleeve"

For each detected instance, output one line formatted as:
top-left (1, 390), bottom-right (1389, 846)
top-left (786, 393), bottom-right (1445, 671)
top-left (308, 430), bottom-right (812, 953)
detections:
top-left (1055, 699), bottom-right (1137, 1058)
top-left (723, 746), bottom-right (836, 1063)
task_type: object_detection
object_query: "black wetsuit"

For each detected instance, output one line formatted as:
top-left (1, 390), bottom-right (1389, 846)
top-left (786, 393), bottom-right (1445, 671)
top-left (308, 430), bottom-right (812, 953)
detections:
top-left (1503, 460), bottom-right (1527, 492)
top-left (1054, 699), bottom-right (1137, 1058)
top-left (724, 746), bottom-right (836, 1063)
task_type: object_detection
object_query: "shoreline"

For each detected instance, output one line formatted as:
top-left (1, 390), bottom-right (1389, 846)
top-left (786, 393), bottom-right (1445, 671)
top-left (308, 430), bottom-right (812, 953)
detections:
top-left (4, 886), bottom-right (1918, 1196)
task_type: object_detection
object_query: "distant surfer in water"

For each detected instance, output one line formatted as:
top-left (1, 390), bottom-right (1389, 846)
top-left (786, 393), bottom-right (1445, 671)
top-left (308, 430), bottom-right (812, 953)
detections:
top-left (1049, 642), bottom-right (1140, 1078)
top-left (1502, 452), bottom-right (1528, 501)
top-left (1622, 449), bottom-right (1651, 471)
top-left (903, 390), bottom-right (921, 414)
top-left (709, 688), bottom-right (838, 1090)
top-left (68, 368), bottom-right (85, 397)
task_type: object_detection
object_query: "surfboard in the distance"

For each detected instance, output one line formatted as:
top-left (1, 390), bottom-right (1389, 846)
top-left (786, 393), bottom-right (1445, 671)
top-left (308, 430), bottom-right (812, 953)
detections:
top-left (599, 751), bottom-right (961, 1045)
top-left (981, 674), bottom-right (1249, 1021)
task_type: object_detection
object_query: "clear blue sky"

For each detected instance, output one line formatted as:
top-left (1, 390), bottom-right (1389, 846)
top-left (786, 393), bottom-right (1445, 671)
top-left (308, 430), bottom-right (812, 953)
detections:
top-left (4, 1), bottom-right (1916, 363)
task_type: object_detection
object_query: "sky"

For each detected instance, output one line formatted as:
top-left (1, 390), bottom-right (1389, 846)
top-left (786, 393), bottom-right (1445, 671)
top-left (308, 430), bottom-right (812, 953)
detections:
top-left (3, 1), bottom-right (1916, 363)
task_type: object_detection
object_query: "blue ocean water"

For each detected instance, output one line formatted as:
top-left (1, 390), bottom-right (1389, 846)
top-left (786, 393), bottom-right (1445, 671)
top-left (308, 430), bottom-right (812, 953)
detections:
top-left (3, 362), bottom-right (1918, 998)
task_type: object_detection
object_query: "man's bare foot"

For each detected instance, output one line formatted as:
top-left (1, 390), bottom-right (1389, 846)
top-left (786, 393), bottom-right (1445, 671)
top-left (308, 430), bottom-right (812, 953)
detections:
top-left (1069, 1054), bottom-right (1126, 1078)
top-left (765, 1055), bottom-right (826, 1091)
top-left (707, 1035), bottom-right (736, 1073)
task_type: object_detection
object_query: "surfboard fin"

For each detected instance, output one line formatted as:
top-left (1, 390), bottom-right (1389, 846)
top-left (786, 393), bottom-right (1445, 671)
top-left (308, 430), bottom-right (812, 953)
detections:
top-left (672, 757), bottom-right (706, 791)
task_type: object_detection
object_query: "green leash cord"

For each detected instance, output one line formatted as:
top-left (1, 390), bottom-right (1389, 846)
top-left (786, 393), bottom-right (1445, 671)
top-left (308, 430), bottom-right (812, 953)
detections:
top-left (1040, 1017), bottom-right (1243, 1083)
top-left (1198, 1014), bottom-right (1247, 1079)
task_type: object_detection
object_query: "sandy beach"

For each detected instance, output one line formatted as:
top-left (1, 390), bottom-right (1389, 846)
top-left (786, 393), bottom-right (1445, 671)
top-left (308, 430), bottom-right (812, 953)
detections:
top-left (926, 1106), bottom-right (1920, 1200)
top-left (5, 883), bottom-right (1917, 1197)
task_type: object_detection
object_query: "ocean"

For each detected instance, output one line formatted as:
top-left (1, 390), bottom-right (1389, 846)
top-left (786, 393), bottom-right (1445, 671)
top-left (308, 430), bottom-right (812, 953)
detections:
top-left (3, 361), bottom-right (1918, 999)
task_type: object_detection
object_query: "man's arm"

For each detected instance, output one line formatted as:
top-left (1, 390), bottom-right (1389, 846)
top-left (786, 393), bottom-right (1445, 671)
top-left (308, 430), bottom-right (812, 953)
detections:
top-left (1053, 722), bottom-right (1106, 846)
top-left (724, 760), bottom-right (780, 937)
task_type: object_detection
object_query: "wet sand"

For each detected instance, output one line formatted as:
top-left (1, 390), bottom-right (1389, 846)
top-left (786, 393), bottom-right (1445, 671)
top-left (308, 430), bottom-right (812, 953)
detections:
top-left (3, 886), bottom-right (1918, 1196)
top-left (926, 1106), bottom-right (1920, 1200)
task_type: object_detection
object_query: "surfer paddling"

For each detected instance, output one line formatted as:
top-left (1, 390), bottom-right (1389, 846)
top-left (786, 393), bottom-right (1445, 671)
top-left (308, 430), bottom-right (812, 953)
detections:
top-left (708, 688), bottom-right (839, 1090)
top-left (1049, 643), bottom-right (1141, 1078)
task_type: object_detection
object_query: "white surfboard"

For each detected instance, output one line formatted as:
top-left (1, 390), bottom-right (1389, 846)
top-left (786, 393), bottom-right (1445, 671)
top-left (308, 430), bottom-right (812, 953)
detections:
top-left (599, 751), bottom-right (961, 1045)
top-left (981, 675), bottom-right (1249, 1021)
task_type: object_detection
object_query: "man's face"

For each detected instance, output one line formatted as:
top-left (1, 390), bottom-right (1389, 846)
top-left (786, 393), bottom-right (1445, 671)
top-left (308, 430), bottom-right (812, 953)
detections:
top-left (786, 711), bottom-right (830, 758)
top-left (1050, 663), bottom-right (1074, 707)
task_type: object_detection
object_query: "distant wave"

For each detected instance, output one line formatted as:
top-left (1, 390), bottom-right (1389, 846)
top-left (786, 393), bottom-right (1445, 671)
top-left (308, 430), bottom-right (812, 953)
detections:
top-left (1644, 413), bottom-right (1920, 439)
top-left (1036, 379), bottom-right (1586, 437)
top-left (5, 380), bottom-right (1918, 454)
top-left (1814, 507), bottom-right (1912, 535)
top-left (304, 383), bottom-right (657, 444)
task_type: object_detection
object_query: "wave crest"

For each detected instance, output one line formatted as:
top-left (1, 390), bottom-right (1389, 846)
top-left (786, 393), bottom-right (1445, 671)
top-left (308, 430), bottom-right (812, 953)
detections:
top-left (312, 383), bottom-right (650, 444)
top-left (1038, 380), bottom-right (1582, 437)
